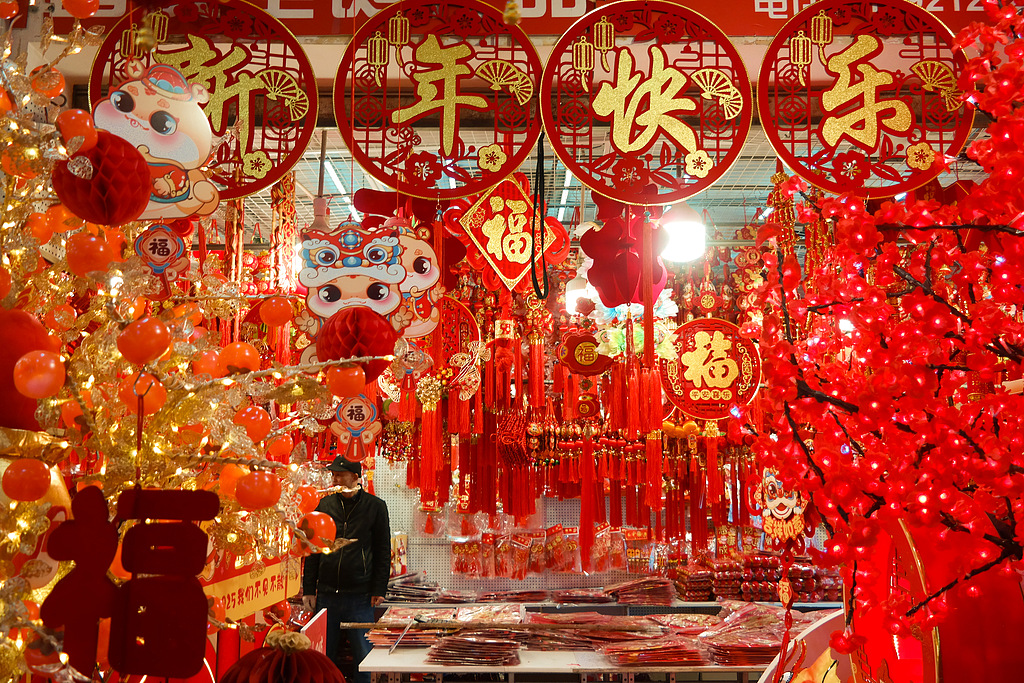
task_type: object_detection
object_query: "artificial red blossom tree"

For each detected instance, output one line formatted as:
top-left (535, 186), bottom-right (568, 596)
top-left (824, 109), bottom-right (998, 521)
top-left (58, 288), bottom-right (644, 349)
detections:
top-left (752, 0), bottom-right (1024, 663)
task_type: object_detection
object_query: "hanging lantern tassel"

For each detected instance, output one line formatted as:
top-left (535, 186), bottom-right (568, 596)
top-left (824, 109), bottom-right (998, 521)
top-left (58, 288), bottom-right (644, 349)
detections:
top-left (579, 427), bottom-right (596, 572)
top-left (705, 421), bottom-right (724, 525)
top-left (645, 430), bottom-right (663, 512)
top-left (529, 331), bottom-right (545, 409)
top-left (416, 377), bottom-right (443, 506)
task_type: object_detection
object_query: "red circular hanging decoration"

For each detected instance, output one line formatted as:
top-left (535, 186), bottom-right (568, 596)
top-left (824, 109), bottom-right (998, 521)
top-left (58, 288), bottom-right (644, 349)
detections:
top-left (87, 0), bottom-right (318, 200)
top-left (758, 0), bottom-right (974, 198)
top-left (334, 0), bottom-right (543, 200)
top-left (660, 318), bottom-right (760, 421)
top-left (540, 0), bottom-right (752, 206)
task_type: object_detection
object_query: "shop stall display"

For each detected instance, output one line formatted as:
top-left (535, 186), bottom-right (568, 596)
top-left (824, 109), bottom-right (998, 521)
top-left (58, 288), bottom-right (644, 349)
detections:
top-left (0, 0), bottom-right (1022, 682)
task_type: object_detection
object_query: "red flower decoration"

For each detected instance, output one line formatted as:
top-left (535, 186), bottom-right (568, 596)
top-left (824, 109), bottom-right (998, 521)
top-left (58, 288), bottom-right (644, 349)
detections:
top-left (607, 12), bottom-right (633, 32)
top-left (174, 2), bottom-right (199, 23)
top-left (220, 10), bottom-right (251, 40)
top-left (449, 8), bottom-right (481, 37)
top-left (406, 7), bottom-right (431, 26)
top-left (579, 189), bottom-right (668, 308)
top-left (404, 151), bottom-right (442, 186)
top-left (871, 6), bottom-right (903, 36)
top-left (831, 151), bottom-right (871, 190)
top-left (653, 14), bottom-right (684, 43)
top-left (612, 156), bottom-right (649, 190)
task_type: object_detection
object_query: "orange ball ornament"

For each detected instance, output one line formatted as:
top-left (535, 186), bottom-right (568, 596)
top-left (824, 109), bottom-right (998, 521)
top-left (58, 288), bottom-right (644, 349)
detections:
top-left (298, 511), bottom-right (335, 550)
top-left (55, 108), bottom-right (98, 153)
top-left (221, 341), bottom-right (260, 373)
top-left (13, 350), bottom-right (64, 398)
top-left (234, 470), bottom-right (282, 509)
top-left (66, 231), bottom-right (114, 277)
top-left (44, 303), bottom-right (76, 331)
top-left (61, 0), bottom-right (97, 19)
top-left (326, 365), bottom-right (366, 397)
top-left (266, 434), bottom-right (293, 459)
top-left (259, 297), bottom-right (292, 327)
top-left (26, 212), bottom-right (51, 243)
top-left (192, 349), bottom-right (224, 378)
top-left (60, 399), bottom-right (84, 430)
top-left (234, 405), bottom-right (272, 442)
top-left (1, 458), bottom-right (50, 501)
top-left (1, 143), bottom-right (39, 178)
top-left (264, 599), bottom-right (291, 624)
top-left (46, 204), bottom-right (83, 233)
top-left (29, 66), bottom-right (64, 99)
top-left (0, 0), bottom-right (18, 19)
top-left (295, 484), bottom-right (319, 514)
top-left (119, 372), bottom-right (166, 415)
top-left (218, 463), bottom-right (248, 498)
top-left (0, 265), bottom-right (10, 299)
top-left (117, 317), bottom-right (170, 365)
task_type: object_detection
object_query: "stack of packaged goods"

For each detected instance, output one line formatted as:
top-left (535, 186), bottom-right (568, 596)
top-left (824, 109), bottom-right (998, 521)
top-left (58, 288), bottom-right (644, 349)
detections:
top-left (605, 577), bottom-right (676, 605)
top-left (368, 607), bottom-right (456, 649)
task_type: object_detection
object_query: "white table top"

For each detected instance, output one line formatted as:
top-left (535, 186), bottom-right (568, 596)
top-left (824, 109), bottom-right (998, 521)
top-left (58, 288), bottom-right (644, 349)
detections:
top-left (361, 648), bottom-right (766, 675)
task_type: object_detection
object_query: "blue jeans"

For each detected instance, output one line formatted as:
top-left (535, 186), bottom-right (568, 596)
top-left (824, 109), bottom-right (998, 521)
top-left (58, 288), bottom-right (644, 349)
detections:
top-left (316, 592), bottom-right (373, 683)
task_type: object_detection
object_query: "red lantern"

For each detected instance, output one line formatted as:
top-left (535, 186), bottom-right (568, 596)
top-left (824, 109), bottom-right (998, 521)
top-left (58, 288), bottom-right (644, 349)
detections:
top-left (13, 350), bottom-right (65, 399)
top-left (1, 459), bottom-right (51, 501)
top-left (234, 471), bottom-right (282, 510)
top-left (117, 317), bottom-right (170, 365)
top-left (51, 130), bottom-right (150, 226)
top-left (316, 307), bottom-right (397, 381)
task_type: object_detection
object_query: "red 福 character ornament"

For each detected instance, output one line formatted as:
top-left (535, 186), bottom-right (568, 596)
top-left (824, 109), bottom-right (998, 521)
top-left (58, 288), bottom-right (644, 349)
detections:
top-left (40, 486), bottom-right (119, 675)
top-left (108, 488), bottom-right (219, 677)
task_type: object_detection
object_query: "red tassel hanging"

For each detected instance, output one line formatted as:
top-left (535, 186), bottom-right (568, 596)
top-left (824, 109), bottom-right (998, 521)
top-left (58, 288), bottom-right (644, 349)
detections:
top-left (580, 431), bottom-right (596, 571)
top-left (529, 334), bottom-right (545, 409)
top-left (645, 434), bottom-right (662, 511)
top-left (417, 378), bottom-right (443, 506)
top-left (610, 478), bottom-right (622, 528)
top-left (690, 454), bottom-right (706, 556)
top-left (400, 374), bottom-right (417, 421)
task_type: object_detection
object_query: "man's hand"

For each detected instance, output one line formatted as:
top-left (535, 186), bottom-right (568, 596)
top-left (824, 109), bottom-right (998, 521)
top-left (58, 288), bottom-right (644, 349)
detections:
top-left (371, 595), bottom-right (385, 607)
top-left (302, 595), bottom-right (316, 612)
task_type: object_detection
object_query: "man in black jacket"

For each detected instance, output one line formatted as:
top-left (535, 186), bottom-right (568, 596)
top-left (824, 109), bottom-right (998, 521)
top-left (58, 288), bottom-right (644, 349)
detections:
top-left (301, 457), bottom-right (390, 683)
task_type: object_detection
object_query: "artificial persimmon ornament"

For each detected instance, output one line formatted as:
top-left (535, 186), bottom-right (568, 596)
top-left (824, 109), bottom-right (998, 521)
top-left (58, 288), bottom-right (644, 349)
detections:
top-left (61, 0), bottom-right (97, 19)
top-left (264, 599), bottom-right (291, 624)
top-left (234, 471), bottom-right (282, 510)
top-left (65, 231), bottom-right (114, 277)
top-left (297, 511), bottom-right (335, 550)
top-left (29, 66), bottom-right (64, 99)
top-left (13, 350), bottom-right (65, 398)
top-left (316, 307), bottom-right (397, 381)
top-left (26, 212), bottom-right (51, 242)
top-left (218, 464), bottom-right (248, 498)
top-left (325, 365), bottom-right (366, 397)
top-left (1, 459), bottom-right (51, 501)
top-left (295, 485), bottom-right (318, 514)
top-left (44, 304), bottom-right (76, 331)
top-left (117, 317), bottom-right (170, 365)
top-left (56, 109), bottom-right (98, 153)
top-left (0, 265), bottom-right (10, 299)
top-left (0, 310), bottom-right (54, 430)
top-left (45, 204), bottom-right (81, 233)
top-left (218, 629), bottom-right (343, 683)
top-left (1, 143), bottom-right (39, 178)
top-left (234, 405), bottom-right (272, 442)
top-left (192, 349), bottom-right (223, 378)
top-left (0, 0), bottom-right (18, 19)
top-left (119, 372), bottom-right (166, 415)
top-left (51, 130), bottom-right (150, 226)
top-left (221, 341), bottom-right (260, 373)
top-left (266, 434), bottom-right (293, 459)
top-left (259, 297), bottom-right (292, 327)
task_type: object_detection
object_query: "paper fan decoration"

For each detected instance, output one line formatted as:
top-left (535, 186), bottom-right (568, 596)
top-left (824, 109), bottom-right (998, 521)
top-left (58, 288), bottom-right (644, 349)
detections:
top-left (691, 68), bottom-right (743, 120)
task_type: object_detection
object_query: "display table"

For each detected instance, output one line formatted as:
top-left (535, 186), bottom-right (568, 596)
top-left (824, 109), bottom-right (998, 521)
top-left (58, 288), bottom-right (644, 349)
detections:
top-left (362, 647), bottom-right (765, 683)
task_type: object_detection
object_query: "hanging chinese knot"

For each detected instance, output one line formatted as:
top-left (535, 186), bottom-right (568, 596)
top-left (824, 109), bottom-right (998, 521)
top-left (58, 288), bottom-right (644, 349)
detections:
top-left (335, 0), bottom-right (543, 199)
top-left (88, 0), bottom-right (318, 199)
top-left (660, 318), bottom-right (761, 421)
top-left (540, 0), bottom-right (752, 205)
top-left (758, 0), bottom-right (974, 197)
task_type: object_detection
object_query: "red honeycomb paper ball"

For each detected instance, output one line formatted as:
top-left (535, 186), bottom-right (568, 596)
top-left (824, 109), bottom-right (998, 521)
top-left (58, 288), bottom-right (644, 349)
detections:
top-left (51, 130), bottom-right (150, 226)
top-left (316, 307), bottom-right (397, 381)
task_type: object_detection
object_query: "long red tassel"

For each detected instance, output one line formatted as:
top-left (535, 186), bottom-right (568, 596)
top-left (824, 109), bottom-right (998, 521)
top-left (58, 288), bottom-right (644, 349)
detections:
top-left (529, 338), bottom-right (545, 409)
top-left (419, 405), bottom-right (440, 506)
top-left (580, 431), bottom-right (596, 572)
top-left (645, 435), bottom-right (662, 511)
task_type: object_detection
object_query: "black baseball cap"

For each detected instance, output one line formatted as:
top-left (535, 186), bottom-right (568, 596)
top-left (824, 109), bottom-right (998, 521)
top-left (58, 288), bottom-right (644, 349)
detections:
top-left (326, 456), bottom-right (362, 476)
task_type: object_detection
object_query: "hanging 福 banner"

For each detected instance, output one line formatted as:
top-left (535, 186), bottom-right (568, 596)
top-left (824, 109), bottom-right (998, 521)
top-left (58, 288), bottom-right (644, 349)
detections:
top-left (757, 0), bottom-right (974, 198)
top-left (540, 0), bottom-right (752, 205)
top-left (334, 0), bottom-right (543, 200)
top-left (660, 318), bottom-right (761, 421)
top-left (88, 0), bottom-right (319, 200)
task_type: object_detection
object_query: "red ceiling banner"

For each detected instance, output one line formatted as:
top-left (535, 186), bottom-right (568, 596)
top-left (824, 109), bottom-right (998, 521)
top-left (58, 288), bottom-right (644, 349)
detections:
top-left (334, 0), bottom-right (543, 200)
top-left (757, 0), bottom-right (975, 198)
top-left (88, 0), bottom-right (319, 200)
top-left (540, 0), bottom-right (753, 205)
